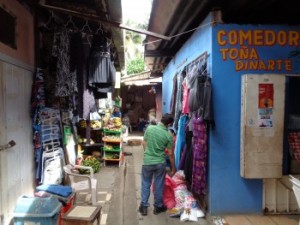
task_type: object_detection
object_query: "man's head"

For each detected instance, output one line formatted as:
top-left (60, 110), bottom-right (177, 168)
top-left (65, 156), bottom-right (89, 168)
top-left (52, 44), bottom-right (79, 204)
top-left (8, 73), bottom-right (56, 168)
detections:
top-left (161, 113), bottom-right (174, 127)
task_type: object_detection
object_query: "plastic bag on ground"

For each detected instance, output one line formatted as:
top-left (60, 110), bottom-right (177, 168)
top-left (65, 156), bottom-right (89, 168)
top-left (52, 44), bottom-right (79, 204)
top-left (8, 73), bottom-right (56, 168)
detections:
top-left (163, 174), bottom-right (177, 209)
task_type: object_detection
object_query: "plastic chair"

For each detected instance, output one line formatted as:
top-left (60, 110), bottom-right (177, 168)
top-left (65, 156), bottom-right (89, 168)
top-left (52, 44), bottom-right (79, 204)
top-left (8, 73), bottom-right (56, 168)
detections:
top-left (63, 164), bottom-right (98, 205)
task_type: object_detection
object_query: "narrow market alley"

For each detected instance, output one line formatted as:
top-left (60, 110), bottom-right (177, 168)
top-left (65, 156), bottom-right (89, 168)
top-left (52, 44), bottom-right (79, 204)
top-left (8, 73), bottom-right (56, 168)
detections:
top-left (77, 132), bottom-right (211, 225)
top-left (75, 132), bottom-right (299, 225)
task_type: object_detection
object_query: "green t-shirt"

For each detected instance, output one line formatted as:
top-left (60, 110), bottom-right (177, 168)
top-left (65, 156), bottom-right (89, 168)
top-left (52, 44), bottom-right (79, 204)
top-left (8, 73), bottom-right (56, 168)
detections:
top-left (143, 123), bottom-right (174, 165)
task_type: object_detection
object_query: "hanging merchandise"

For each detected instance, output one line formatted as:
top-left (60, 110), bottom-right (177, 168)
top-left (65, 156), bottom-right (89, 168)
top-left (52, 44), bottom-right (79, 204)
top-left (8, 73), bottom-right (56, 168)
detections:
top-left (173, 70), bottom-right (185, 130)
top-left (174, 115), bottom-right (188, 170)
top-left (182, 129), bottom-right (194, 185)
top-left (187, 53), bottom-right (214, 124)
top-left (191, 114), bottom-right (207, 196)
top-left (170, 71), bottom-right (178, 115)
top-left (171, 52), bottom-right (213, 198)
top-left (70, 32), bottom-right (97, 120)
top-left (182, 74), bottom-right (190, 114)
top-left (88, 34), bottom-right (116, 98)
top-left (52, 30), bottom-right (77, 97)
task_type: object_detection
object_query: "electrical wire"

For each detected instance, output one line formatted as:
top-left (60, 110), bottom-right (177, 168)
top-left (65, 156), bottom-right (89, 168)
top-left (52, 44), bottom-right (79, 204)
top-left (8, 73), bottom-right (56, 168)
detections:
top-left (143, 21), bottom-right (216, 46)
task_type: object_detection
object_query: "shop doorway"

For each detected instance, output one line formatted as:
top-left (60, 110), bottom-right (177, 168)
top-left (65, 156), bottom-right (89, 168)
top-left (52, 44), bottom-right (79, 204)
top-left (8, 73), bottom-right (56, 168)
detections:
top-left (263, 75), bottom-right (300, 215)
top-left (283, 76), bottom-right (300, 175)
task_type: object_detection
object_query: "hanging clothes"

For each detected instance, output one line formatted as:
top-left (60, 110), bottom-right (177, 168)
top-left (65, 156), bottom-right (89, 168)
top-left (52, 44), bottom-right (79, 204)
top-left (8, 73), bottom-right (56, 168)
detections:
top-left (52, 30), bottom-right (77, 97)
top-left (187, 62), bottom-right (203, 113)
top-left (174, 115), bottom-right (188, 170)
top-left (182, 77), bottom-right (190, 114)
top-left (70, 32), bottom-right (97, 119)
top-left (188, 58), bottom-right (214, 124)
top-left (201, 77), bottom-right (213, 123)
top-left (191, 115), bottom-right (207, 196)
top-left (88, 34), bottom-right (116, 96)
top-left (173, 69), bottom-right (185, 131)
top-left (183, 128), bottom-right (194, 186)
top-left (170, 72), bottom-right (178, 115)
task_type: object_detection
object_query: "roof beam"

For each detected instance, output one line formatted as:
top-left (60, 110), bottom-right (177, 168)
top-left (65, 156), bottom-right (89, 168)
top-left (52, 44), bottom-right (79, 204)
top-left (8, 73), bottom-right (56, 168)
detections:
top-left (144, 50), bottom-right (174, 57)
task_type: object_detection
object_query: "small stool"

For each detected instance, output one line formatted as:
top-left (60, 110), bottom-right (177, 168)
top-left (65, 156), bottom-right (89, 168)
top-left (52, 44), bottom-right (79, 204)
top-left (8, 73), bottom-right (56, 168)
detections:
top-left (62, 205), bottom-right (101, 225)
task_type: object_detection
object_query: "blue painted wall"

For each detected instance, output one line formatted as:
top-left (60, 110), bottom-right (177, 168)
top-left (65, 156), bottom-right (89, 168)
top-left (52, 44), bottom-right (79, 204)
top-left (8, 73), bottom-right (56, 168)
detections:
top-left (162, 14), bottom-right (213, 113)
top-left (210, 24), bottom-right (300, 214)
top-left (162, 13), bottom-right (300, 214)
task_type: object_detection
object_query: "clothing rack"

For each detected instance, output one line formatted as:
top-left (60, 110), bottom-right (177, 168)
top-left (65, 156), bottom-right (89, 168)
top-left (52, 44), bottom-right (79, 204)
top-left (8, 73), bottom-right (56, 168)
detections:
top-left (41, 13), bottom-right (111, 40)
top-left (176, 51), bottom-right (208, 73)
top-left (186, 51), bottom-right (208, 72)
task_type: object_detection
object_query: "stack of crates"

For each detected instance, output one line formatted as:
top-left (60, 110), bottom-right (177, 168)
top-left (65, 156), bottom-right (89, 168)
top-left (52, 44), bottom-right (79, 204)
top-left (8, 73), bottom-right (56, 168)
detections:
top-left (13, 195), bottom-right (62, 225)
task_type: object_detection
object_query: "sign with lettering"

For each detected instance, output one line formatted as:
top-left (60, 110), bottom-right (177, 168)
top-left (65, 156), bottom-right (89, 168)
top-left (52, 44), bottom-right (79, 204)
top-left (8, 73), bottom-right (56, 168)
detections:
top-left (216, 29), bottom-right (300, 72)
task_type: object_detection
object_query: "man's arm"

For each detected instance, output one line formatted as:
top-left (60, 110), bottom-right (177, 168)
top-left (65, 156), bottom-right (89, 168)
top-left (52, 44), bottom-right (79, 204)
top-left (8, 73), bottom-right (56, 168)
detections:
top-left (142, 140), bottom-right (147, 151)
top-left (166, 148), bottom-right (176, 175)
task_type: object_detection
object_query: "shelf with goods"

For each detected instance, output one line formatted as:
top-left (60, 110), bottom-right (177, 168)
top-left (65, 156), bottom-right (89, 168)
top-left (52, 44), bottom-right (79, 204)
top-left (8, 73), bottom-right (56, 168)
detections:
top-left (76, 119), bottom-right (103, 157)
top-left (102, 117), bottom-right (123, 167)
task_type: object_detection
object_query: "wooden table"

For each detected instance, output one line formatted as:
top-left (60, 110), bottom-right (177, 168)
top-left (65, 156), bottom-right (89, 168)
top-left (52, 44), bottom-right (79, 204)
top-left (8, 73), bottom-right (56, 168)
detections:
top-left (62, 205), bottom-right (101, 225)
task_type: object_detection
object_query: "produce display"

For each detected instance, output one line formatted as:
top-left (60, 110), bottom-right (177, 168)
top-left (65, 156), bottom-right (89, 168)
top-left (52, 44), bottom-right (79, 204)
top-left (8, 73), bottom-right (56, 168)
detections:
top-left (104, 153), bottom-right (120, 160)
top-left (102, 135), bottom-right (121, 142)
top-left (78, 119), bottom-right (87, 128)
top-left (78, 138), bottom-right (95, 144)
top-left (78, 119), bottom-right (102, 129)
top-left (102, 114), bottom-right (122, 166)
top-left (103, 144), bottom-right (121, 151)
top-left (90, 120), bottom-right (102, 129)
top-left (103, 127), bottom-right (122, 133)
top-left (112, 117), bottom-right (122, 127)
top-left (103, 117), bottom-right (122, 132)
top-left (79, 156), bottom-right (100, 174)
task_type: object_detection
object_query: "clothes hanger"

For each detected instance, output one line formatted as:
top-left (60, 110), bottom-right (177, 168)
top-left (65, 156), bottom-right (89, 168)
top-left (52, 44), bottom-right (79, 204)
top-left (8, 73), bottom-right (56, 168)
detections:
top-left (64, 16), bottom-right (78, 32)
top-left (80, 19), bottom-right (92, 34)
top-left (95, 23), bottom-right (104, 35)
top-left (41, 11), bottom-right (58, 32)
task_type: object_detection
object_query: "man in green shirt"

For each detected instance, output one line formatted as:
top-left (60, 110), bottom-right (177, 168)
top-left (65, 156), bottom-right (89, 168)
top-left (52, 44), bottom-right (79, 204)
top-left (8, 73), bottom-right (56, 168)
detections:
top-left (139, 113), bottom-right (176, 216)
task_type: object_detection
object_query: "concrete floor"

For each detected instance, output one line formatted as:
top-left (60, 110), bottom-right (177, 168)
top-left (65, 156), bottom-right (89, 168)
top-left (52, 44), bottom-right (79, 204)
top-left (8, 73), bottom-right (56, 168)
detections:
top-left (73, 133), bottom-right (300, 225)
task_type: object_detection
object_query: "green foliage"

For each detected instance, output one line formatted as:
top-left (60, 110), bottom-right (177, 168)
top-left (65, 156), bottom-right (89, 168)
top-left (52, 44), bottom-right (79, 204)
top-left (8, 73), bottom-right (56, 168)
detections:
top-left (124, 19), bottom-right (146, 71)
top-left (79, 156), bottom-right (100, 174)
top-left (126, 57), bottom-right (145, 75)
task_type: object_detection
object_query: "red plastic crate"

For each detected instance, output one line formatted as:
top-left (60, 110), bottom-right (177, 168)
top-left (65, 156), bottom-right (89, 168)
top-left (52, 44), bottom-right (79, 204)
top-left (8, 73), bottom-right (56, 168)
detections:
top-left (59, 194), bottom-right (74, 225)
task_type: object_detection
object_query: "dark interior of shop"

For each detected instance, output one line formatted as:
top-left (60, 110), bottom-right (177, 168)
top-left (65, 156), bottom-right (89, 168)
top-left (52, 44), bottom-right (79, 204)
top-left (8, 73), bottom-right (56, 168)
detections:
top-left (283, 76), bottom-right (300, 174)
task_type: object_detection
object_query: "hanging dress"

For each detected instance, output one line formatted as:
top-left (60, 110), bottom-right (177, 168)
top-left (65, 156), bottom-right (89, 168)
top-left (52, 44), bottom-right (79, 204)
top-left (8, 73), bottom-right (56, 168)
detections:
top-left (52, 30), bottom-right (77, 97)
top-left (173, 70), bottom-right (185, 130)
top-left (174, 115), bottom-right (188, 170)
top-left (88, 34), bottom-right (116, 97)
top-left (191, 114), bottom-right (207, 196)
top-left (70, 32), bottom-right (97, 119)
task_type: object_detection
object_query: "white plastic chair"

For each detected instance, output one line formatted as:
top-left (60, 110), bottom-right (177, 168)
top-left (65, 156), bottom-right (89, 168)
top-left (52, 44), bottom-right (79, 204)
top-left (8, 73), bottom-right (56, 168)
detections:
top-left (63, 164), bottom-right (98, 205)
